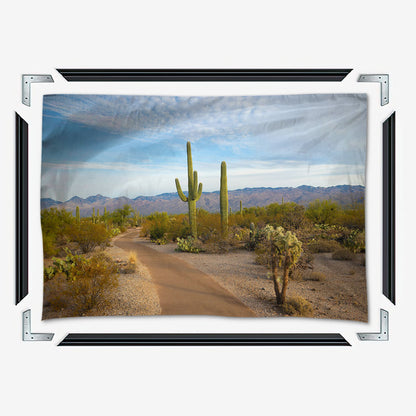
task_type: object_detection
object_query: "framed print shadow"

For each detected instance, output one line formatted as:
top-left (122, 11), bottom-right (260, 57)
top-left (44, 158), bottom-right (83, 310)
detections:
top-left (15, 69), bottom-right (395, 346)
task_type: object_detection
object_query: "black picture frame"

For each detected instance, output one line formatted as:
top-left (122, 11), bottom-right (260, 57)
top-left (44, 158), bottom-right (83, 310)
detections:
top-left (383, 112), bottom-right (396, 304)
top-left (15, 113), bottom-right (28, 304)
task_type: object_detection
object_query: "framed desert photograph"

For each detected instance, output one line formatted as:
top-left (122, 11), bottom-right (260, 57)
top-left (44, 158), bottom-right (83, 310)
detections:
top-left (40, 92), bottom-right (367, 322)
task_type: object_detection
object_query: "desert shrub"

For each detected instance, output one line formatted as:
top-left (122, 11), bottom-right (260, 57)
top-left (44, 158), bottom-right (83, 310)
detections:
top-left (110, 204), bottom-right (133, 227)
top-left (197, 211), bottom-right (221, 241)
top-left (344, 229), bottom-right (365, 253)
top-left (42, 234), bottom-right (60, 257)
top-left (176, 236), bottom-right (201, 253)
top-left (66, 222), bottom-right (110, 253)
top-left (43, 252), bottom-right (118, 314)
top-left (65, 253), bottom-right (118, 313)
top-left (304, 271), bottom-right (326, 281)
top-left (308, 238), bottom-right (342, 253)
top-left (141, 212), bottom-right (170, 242)
top-left (337, 204), bottom-right (365, 230)
top-left (283, 297), bottom-right (312, 316)
top-left (282, 296), bottom-right (314, 317)
top-left (167, 214), bottom-right (190, 241)
top-left (306, 199), bottom-right (340, 225)
top-left (41, 208), bottom-right (75, 257)
top-left (267, 202), bottom-right (308, 230)
top-left (43, 275), bottom-right (71, 311)
top-left (332, 248), bottom-right (354, 261)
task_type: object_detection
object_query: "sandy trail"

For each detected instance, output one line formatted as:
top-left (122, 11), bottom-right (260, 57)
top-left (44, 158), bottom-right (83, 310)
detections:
top-left (114, 230), bottom-right (255, 317)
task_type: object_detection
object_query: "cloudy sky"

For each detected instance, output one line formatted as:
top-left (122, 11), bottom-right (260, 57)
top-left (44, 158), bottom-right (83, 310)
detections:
top-left (41, 94), bottom-right (367, 201)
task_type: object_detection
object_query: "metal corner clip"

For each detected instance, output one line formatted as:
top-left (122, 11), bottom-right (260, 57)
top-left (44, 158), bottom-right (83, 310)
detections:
top-left (22, 74), bottom-right (54, 106)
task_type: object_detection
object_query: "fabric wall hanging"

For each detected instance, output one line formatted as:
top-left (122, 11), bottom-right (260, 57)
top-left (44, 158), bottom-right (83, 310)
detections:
top-left (41, 93), bottom-right (367, 321)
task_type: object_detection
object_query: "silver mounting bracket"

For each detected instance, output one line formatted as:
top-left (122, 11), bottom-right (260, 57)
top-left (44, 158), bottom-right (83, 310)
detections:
top-left (358, 74), bottom-right (389, 106)
top-left (22, 310), bottom-right (54, 341)
top-left (22, 74), bottom-right (54, 106)
top-left (357, 309), bottom-right (389, 341)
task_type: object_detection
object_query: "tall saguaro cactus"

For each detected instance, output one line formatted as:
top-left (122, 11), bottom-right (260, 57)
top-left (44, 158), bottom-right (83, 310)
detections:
top-left (220, 161), bottom-right (228, 235)
top-left (76, 206), bottom-right (80, 224)
top-left (239, 200), bottom-right (243, 215)
top-left (175, 141), bottom-right (203, 238)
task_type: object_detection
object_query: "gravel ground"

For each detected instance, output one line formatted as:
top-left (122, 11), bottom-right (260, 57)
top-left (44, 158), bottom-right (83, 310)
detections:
top-left (142, 239), bottom-right (367, 321)
top-left (96, 244), bottom-right (161, 316)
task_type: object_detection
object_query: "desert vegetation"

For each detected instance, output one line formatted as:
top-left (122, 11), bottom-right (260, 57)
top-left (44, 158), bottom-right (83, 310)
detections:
top-left (41, 141), bottom-right (366, 319)
top-left (41, 203), bottom-right (146, 317)
top-left (137, 141), bottom-right (366, 316)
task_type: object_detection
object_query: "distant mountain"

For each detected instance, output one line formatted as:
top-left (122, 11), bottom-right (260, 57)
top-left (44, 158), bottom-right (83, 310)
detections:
top-left (41, 185), bottom-right (365, 217)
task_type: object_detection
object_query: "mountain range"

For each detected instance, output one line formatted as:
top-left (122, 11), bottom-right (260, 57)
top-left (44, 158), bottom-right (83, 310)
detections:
top-left (41, 185), bottom-right (365, 217)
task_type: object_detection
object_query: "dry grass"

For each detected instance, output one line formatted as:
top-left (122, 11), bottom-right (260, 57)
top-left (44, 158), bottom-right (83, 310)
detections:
top-left (282, 296), bottom-right (314, 317)
top-left (303, 271), bottom-right (326, 281)
top-left (308, 239), bottom-right (341, 253)
top-left (332, 248), bottom-right (354, 261)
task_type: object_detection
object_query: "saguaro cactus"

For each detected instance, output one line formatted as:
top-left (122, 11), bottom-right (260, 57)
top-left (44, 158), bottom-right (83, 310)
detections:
top-left (76, 206), bottom-right (80, 224)
top-left (96, 208), bottom-right (100, 222)
top-left (92, 208), bottom-right (95, 223)
top-left (239, 200), bottom-right (243, 215)
top-left (220, 161), bottom-right (228, 235)
top-left (175, 141), bottom-right (203, 238)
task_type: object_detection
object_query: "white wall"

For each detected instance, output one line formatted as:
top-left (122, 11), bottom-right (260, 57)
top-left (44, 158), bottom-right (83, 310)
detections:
top-left (0, 1), bottom-right (414, 415)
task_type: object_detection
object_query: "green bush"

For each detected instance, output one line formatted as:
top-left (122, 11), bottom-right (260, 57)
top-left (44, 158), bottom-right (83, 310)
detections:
top-left (332, 248), bottom-right (354, 261)
top-left (282, 296), bottom-right (314, 317)
top-left (306, 199), bottom-right (340, 225)
top-left (66, 223), bottom-right (110, 253)
top-left (41, 208), bottom-right (75, 257)
top-left (141, 212), bottom-right (170, 242)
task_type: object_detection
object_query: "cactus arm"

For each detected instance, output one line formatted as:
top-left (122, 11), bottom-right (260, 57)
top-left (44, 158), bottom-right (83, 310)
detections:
top-left (187, 141), bottom-right (193, 190)
top-left (196, 182), bottom-right (203, 200)
top-left (175, 178), bottom-right (188, 202)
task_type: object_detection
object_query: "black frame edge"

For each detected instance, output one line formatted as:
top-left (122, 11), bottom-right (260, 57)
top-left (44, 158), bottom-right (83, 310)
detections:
top-left (56, 68), bottom-right (353, 82)
top-left (382, 113), bottom-right (396, 304)
top-left (15, 113), bottom-right (29, 304)
top-left (58, 333), bottom-right (350, 347)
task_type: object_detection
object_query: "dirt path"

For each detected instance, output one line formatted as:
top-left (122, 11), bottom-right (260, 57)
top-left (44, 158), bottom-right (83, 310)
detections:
top-left (114, 230), bottom-right (255, 317)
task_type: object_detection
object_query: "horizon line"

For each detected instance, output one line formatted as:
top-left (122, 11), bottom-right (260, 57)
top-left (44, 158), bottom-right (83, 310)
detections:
top-left (41, 183), bottom-right (365, 203)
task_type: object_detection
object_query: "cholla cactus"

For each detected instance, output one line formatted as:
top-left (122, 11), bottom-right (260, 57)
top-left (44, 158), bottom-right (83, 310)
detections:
top-left (175, 141), bottom-right (203, 238)
top-left (261, 225), bottom-right (302, 304)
